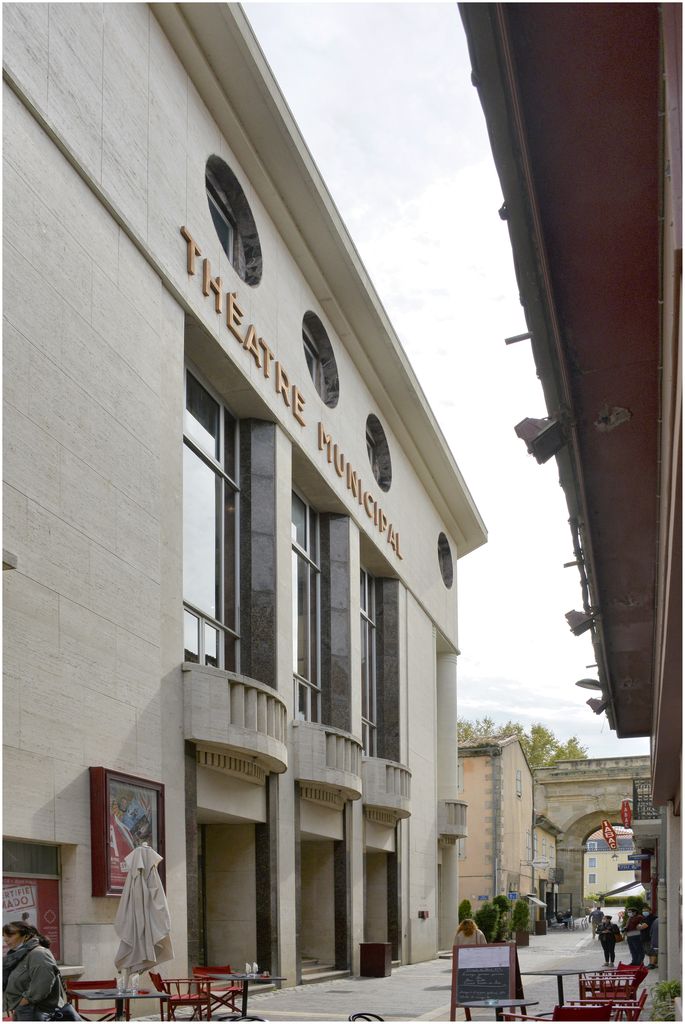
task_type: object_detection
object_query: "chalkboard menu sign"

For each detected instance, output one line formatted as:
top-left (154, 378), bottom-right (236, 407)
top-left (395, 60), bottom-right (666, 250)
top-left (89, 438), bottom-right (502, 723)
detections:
top-left (450, 942), bottom-right (516, 1019)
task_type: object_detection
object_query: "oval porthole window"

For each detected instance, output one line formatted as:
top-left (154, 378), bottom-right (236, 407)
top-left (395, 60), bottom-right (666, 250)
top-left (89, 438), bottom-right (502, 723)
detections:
top-left (205, 155), bottom-right (262, 287)
top-left (437, 532), bottom-right (453, 588)
top-left (302, 312), bottom-right (339, 408)
top-left (365, 414), bottom-right (392, 492)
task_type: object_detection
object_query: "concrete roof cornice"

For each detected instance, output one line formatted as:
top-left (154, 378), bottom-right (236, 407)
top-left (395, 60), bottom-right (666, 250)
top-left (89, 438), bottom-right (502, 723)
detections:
top-left (151, 2), bottom-right (487, 557)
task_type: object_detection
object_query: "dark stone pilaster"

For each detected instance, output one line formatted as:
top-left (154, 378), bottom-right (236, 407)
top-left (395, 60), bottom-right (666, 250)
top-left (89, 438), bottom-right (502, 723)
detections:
top-left (294, 784), bottom-right (302, 985)
top-left (375, 579), bottom-right (400, 762)
top-left (255, 774), bottom-right (279, 973)
top-left (334, 803), bottom-right (351, 969)
top-left (240, 421), bottom-right (277, 685)
top-left (184, 741), bottom-right (201, 968)
top-left (320, 514), bottom-right (351, 731)
top-left (387, 827), bottom-right (401, 961)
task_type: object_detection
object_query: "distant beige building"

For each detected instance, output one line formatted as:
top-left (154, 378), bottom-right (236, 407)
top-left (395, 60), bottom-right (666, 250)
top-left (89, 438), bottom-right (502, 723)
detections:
top-left (458, 737), bottom-right (563, 923)
top-left (583, 830), bottom-right (637, 901)
top-left (458, 738), bottom-right (529, 901)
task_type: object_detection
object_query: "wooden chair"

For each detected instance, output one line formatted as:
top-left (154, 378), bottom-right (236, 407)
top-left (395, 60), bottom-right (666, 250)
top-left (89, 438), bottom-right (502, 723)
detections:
top-left (149, 972), bottom-right (212, 1021)
top-left (67, 979), bottom-right (130, 1022)
top-left (192, 964), bottom-right (243, 1015)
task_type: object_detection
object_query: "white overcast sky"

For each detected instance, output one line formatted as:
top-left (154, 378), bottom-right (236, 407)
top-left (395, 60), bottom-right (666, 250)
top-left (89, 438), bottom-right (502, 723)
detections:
top-left (243, 2), bottom-right (650, 761)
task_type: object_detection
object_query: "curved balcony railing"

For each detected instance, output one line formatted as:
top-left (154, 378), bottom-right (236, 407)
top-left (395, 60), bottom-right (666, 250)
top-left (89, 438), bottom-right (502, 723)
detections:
top-left (183, 663), bottom-right (288, 774)
top-left (362, 757), bottom-right (411, 822)
top-left (438, 798), bottom-right (468, 840)
top-left (292, 721), bottom-right (363, 801)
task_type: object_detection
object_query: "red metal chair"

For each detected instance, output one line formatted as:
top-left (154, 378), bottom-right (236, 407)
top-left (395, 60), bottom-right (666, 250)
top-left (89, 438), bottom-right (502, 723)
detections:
top-left (149, 972), bottom-right (212, 1021)
top-left (192, 964), bottom-right (243, 1015)
top-left (66, 980), bottom-right (131, 1022)
top-left (579, 973), bottom-right (641, 1000)
top-left (567, 990), bottom-right (648, 1021)
top-left (501, 1010), bottom-right (612, 1022)
top-left (616, 963), bottom-right (649, 986)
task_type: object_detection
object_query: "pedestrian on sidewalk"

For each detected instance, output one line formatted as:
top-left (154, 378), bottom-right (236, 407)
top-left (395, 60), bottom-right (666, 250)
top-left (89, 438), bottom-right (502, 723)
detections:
top-left (597, 915), bottom-right (621, 966)
top-left (589, 906), bottom-right (604, 938)
top-left (623, 908), bottom-right (648, 965)
top-left (453, 919), bottom-right (487, 946)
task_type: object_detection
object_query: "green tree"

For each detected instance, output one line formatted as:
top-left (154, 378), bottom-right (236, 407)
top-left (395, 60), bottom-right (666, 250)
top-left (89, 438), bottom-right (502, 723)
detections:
top-left (458, 899), bottom-right (473, 923)
top-left (457, 717), bottom-right (588, 768)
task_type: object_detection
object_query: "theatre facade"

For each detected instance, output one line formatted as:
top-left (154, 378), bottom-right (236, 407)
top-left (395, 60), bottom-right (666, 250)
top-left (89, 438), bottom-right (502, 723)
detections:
top-left (2, 3), bottom-right (486, 980)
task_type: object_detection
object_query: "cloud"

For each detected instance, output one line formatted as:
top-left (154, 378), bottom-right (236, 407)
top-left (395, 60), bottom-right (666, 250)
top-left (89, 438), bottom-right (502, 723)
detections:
top-left (243, 3), bottom-right (651, 763)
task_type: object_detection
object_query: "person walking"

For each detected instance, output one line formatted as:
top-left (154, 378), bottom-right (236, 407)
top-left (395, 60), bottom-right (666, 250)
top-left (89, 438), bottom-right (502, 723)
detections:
top-left (589, 905), bottom-right (604, 939)
top-left (623, 908), bottom-right (648, 966)
top-left (453, 918), bottom-right (487, 945)
top-left (2, 921), bottom-right (61, 1021)
top-left (597, 915), bottom-right (621, 966)
top-left (641, 910), bottom-right (657, 968)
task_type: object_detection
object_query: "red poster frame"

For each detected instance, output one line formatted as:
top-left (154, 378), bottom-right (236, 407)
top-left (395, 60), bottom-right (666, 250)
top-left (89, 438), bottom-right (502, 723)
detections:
top-left (89, 767), bottom-right (165, 896)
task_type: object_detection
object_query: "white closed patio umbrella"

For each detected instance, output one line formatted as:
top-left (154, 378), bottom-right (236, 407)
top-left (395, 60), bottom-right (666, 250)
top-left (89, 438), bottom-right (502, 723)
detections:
top-left (114, 844), bottom-right (174, 979)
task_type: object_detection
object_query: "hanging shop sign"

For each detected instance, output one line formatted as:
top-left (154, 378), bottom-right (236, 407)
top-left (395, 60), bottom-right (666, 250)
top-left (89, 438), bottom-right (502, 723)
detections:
top-left (181, 226), bottom-right (404, 560)
top-left (620, 799), bottom-right (632, 828)
top-left (601, 819), bottom-right (618, 849)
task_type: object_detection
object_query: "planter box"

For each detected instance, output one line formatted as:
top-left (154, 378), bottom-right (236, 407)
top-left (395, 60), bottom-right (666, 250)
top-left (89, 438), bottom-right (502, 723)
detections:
top-left (359, 942), bottom-right (392, 977)
top-left (515, 930), bottom-right (530, 946)
top-left (534, 920), bottom-right (547, 935)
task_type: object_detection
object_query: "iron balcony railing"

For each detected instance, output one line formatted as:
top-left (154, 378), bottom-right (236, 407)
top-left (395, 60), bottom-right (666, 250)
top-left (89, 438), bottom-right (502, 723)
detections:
top-left (633, 779), bottom-right (660, 820)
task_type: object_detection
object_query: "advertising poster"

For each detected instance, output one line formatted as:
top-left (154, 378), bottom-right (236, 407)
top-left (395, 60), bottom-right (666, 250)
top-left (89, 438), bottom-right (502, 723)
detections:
top-left (107, 777), bottom-right (158, 892)
top-left (3, 876), bottom-right (61, 960)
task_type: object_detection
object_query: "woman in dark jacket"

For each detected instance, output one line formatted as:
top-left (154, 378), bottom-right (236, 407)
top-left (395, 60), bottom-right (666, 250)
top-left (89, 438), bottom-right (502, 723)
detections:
top-left (3, 921), bottom-right (61, 1020)
top-left (597, 915), bottom-right (621, 965)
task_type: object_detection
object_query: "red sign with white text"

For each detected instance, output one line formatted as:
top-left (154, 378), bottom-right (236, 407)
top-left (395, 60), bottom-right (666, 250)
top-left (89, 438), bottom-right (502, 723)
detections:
top-left (601, 819), bottom-right (618, 849)
top-left (621, 800), bottom-right (632, 828)
top-left (3, 876), bottom-right (61, 960)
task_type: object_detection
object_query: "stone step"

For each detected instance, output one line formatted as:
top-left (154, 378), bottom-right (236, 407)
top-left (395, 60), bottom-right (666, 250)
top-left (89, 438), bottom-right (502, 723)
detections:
top-left (301, 963), bottom-right (351, 985)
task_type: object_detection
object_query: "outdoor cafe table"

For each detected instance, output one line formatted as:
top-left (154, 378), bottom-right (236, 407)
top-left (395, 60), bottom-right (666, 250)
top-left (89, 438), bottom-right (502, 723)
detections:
top-left (208, 973), bottom-right (285, 1019)
top-left (67, 987), bottom-right (169, 1022)
top-left (457, 997), bottom-right (538, 1021)
top-left (520, 969), bottom-right (587, 1006)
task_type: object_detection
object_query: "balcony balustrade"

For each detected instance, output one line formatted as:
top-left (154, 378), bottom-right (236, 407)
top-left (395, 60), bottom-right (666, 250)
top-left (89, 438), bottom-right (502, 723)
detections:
top-left (183, 663), bottom-right (288, 776)
top-left (631, 777), bottom-right (661, 844)
top-left (362, 757), bottom-right (411, 824)
top-left (438, 798), bottom-right (468, 842)
top-left (292, 721), bottom-right (363, 803)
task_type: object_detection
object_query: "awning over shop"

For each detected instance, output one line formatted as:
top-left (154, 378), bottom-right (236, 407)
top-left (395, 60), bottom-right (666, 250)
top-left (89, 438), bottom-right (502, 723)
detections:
top-left (599, 880), bottom-right (646, 899)
top-left (526, 894), bottom-right (547, 908)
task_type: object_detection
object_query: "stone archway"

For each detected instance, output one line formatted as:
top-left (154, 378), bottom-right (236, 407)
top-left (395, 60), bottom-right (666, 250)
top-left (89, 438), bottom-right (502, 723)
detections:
top-left (534, 756), bottom-right (650, 916)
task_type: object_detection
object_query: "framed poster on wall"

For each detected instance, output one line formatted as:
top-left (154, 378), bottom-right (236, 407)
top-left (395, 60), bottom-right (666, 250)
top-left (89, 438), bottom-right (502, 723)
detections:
top-left (89, 767), bottom-right (165, 896)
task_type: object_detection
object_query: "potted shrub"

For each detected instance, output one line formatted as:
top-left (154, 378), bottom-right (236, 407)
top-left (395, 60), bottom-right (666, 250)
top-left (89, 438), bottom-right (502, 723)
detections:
top-left (458, 899), bottom-right (473, 923)
top-left (474, 902), bottom-right (500, 942)
top-left (493, 895), bottom-right (511, 940)
top-left (511, 898), bottom-right (531, 946)
top-left (650, 980), bottom-right (681, 1021)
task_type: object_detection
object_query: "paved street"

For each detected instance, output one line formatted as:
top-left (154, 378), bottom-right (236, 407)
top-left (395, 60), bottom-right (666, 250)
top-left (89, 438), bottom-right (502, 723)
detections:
top-left (134, 922), bottom-right (658, 1021)
top-left (242, 923), bottom-right (658, 1021)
